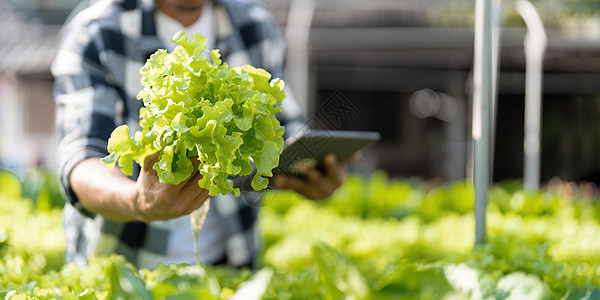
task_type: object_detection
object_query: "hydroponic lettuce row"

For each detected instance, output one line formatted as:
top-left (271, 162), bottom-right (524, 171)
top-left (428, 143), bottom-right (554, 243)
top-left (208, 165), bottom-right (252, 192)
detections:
top-left (101, 31), bottom-right (286, 196)
top-left (2, 170), bottom-right (600, 298)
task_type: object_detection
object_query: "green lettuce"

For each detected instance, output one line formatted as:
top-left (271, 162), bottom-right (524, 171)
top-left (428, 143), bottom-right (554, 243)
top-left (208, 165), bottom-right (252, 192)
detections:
top-left (102, 31), bottom-right (285, 196)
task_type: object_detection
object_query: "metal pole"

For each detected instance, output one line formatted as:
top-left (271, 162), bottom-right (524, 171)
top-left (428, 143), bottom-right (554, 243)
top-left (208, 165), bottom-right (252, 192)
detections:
top-left (517, 0), bottom-right (546, 191)
top-left (473, 0), bottom-right (495, 245)
top-left (490, 0), bottom-right (502, 180)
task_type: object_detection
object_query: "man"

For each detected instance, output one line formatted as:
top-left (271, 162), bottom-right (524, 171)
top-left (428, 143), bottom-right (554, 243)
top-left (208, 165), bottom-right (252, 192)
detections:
top-left (53, 0), bottom-right (355, 269)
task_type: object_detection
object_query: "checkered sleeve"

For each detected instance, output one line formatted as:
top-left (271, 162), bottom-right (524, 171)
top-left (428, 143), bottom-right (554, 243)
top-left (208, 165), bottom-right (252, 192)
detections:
top-left (52, 18), bottom-right (125, 216)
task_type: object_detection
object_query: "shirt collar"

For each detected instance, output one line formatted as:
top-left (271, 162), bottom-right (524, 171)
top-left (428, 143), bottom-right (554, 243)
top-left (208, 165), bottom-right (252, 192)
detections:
top-left (137, 0), bottom-right (232, 60)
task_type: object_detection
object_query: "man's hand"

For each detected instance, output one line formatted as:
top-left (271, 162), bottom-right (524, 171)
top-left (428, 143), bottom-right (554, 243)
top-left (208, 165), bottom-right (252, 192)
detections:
top-left (133, 152), bottom-right (210, 222)
top-left (272, 152), bottom-right (362, 200)
top-left (70, 154), bottom-right (210, 223)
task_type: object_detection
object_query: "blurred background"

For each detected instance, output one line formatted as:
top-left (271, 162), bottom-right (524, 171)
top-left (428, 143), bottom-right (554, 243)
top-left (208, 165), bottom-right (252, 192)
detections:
top-left (1, 0), bottom-right (600, 186)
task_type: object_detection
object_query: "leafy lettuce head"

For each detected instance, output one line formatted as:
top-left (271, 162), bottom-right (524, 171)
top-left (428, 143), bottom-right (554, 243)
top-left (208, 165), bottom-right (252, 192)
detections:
top-left (102, 31), bottom-right (286, 196)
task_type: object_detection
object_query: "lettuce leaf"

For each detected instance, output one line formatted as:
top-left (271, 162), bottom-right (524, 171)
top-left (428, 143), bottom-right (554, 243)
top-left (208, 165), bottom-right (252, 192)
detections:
top-left (102, 32), bottom-right (285, 196)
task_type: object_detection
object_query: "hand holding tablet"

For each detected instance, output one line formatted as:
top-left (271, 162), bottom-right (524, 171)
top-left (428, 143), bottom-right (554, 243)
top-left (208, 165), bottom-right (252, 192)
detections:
top-left (275, 130), bottom-right (381, 177)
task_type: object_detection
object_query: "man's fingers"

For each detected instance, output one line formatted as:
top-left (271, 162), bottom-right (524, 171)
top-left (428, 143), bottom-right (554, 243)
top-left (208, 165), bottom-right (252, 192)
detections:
top-left (300, 162), bottom-right (337, 194)
top-left (143, 151), bottom-right (160, 170)
top-left (171, 180), bottom-right (210, 216)
top-left (181, 171), bottom-right (210, 209)
top-left (135, 151), bottom-right (214, 222)
top-left (323, 153), bottom-right (344, 188)
top-left (190, 156), bottom-right (201, 171)
top-left (180, 174), bottom-right (196, 191)
top-left (274, 175), bottom-right (323, 199)
top-left (297, 162), bottom-right (324, 183)
top-left (344, 151), bottom-right (363, 165)
top-left (181, 189), bottom-right (210, 215)
top-left (273, 174), bottom-right (303, 191)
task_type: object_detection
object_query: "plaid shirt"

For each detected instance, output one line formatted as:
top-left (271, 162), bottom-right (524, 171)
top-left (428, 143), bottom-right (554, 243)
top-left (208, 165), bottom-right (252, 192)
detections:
top-left (52, 0), bottom-right (303, 269)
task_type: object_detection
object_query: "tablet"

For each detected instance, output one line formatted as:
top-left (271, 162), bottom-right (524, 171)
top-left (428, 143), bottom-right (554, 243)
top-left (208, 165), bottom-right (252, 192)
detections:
top-left (274, 130), bottom-right (381, 177)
